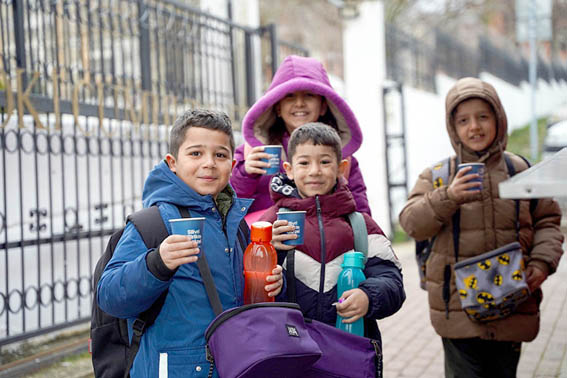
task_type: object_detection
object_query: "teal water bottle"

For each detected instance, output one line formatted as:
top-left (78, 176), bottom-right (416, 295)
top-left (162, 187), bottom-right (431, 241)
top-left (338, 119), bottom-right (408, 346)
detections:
top-left (335, 252), bottom-right (366, 336)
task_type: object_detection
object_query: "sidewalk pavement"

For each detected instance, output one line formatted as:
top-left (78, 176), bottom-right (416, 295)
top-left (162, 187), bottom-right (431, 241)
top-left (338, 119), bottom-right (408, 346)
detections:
top-left (25, 241), bottom-right (567, 378)
top-left (380, 241), bottom-right (567, 378)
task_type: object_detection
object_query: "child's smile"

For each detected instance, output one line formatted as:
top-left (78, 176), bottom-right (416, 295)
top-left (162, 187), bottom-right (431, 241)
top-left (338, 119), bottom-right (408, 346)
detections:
top-left (454, 98), bottom-right (497, 152)
top-left (276, 91), bottom-right (327, 133)
top-left (166, 127), bottom-right (234, 199)
top-left (284, 143), bottom-right (348, 198)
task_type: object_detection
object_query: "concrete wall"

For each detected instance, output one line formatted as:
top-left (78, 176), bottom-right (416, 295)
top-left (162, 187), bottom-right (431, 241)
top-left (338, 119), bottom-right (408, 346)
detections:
top-left (343, 1), bottom-right (391, 235)
top-left (386, 74), bottom-right (567, 232)
top-left (342, 3), bottom-right (567, 235)
top-left (404, 74), bottom-right (567, 191)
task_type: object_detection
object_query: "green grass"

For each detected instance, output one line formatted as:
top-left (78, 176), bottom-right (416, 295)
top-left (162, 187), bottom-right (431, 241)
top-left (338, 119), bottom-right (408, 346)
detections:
top-left (391, 223), bottom-right (410, 244)
top-left (506, 117), bottom-right (548, 164)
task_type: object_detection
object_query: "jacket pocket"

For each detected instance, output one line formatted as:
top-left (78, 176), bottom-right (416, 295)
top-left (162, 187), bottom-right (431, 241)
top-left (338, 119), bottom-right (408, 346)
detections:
top-left (158, 346), bottom-right (213, 378)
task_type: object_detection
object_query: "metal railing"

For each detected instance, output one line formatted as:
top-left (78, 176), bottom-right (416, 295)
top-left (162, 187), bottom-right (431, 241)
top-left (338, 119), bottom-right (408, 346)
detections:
top-left (385, 24), bottom-right (437, 93)
top-left (385, 24), bottom-right (567, 92)
top-left (0, 0), bottom-right (307, 347)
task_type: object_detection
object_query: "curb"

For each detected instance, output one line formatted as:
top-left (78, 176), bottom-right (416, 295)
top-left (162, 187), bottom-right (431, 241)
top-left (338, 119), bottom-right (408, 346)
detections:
top-left (0, 337), bottom-right (89, 377)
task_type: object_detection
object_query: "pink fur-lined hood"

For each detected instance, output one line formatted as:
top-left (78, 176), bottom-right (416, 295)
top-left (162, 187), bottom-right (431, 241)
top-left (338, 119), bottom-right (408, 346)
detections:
top-left (242, 55), bottom-right (362, 157)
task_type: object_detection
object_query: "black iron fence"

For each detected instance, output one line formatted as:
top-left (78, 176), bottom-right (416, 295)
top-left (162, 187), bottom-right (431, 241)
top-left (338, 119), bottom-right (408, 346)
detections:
top-left (386, 24), bottom-right (567, 92)
top-left (385, 24), bottom-right (437, 93)
top-left (0, 0), bottom-right (307, 347)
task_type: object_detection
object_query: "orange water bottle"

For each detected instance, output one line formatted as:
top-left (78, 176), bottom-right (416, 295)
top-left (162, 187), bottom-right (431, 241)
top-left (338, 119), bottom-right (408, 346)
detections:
top-left (243, 221), bottom-right (277, 304)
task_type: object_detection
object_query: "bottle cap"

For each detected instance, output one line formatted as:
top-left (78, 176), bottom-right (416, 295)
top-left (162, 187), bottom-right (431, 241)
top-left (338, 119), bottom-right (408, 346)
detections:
top-left (250, 221), bottom-right (272, 242)
top-left (342, 251), bottom-right (365, 269)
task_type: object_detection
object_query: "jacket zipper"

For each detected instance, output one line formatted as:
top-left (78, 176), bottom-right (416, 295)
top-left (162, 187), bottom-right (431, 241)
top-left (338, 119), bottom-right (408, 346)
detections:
top-left (316, 196), bottom-right (326, 320)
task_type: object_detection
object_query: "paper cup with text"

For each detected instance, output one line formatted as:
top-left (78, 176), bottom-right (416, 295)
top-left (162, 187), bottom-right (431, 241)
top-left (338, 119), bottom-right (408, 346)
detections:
top-left (262, 145), bottom-right (282, 175)
top-left (457, 163), bottom-right (485, 191)
top-left (276, 210), bottom-right (306, 246)
top-left (169, 217), bottom-right (205, 248)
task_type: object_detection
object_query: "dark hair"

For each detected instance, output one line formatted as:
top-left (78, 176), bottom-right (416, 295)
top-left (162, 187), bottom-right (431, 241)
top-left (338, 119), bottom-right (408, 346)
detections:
top-left (268, 98), bottom-right (338, 144)
top-left (169, 109), bottom-right (234, 158)
top-left (288, 122), bottom-right (342, 163)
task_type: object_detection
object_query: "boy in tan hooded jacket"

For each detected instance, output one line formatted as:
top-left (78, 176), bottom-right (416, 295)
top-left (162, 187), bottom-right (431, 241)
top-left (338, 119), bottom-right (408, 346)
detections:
top-left (399, 77), bottom-right (563, 378)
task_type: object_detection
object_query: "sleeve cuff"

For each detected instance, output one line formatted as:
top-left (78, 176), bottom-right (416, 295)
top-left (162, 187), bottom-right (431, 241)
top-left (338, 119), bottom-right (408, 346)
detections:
top-left (358, 286), bottom-right (376, 318)
top-left (528, 259), bottom-right (551, 276)
top-left (146, 248), bottom-right (177, 281)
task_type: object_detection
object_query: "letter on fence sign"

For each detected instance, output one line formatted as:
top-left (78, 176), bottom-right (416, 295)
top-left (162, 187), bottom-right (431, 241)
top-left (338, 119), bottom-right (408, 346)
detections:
top-left (17, 69), bottom-right (46, 130)
top-left (0, 68), bottom-right (14, 128)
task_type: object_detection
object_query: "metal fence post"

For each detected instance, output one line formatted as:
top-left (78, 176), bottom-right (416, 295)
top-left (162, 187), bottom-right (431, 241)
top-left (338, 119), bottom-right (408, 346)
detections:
top-left (268, 23), bottom-right (278, 76)
top-left (244, 31), bottom-right (256, 107)
top-left (227, 0), bottom-right (240, 120)
top-left (138, 0), bottom-right (152, 92)
top-left (12, 0), bottom-right (27, 87)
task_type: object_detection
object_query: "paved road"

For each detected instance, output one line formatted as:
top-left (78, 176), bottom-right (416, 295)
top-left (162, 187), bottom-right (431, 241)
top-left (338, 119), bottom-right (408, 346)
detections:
top-left (380, 241), bottom-right (567, 378)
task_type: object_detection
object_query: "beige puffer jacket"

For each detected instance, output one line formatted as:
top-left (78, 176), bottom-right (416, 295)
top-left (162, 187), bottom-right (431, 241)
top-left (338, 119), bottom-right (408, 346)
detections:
top-left (399, 77), bottom-right (564, 342)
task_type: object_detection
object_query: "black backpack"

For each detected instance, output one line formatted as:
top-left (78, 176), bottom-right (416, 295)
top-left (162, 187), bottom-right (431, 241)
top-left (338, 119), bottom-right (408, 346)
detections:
top-left (90, 205), bottom-right (250, 378)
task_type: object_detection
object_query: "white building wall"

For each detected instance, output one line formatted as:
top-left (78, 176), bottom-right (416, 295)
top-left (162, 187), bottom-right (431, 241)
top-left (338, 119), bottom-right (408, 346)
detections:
top-left (402, 74), bottom-right (567, 206)
top-left (343, 1), bottom-right (391, 235)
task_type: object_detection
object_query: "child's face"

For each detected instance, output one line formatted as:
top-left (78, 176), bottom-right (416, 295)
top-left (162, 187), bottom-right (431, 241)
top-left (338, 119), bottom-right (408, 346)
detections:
top-left (454, 98), bottom-right (497, 152)
top-left (283, 142), bottom-right (348, 198)
top-left (166, 127), bottom-right (235, 199)
top-left (276, 91), bottom-right (327, 134)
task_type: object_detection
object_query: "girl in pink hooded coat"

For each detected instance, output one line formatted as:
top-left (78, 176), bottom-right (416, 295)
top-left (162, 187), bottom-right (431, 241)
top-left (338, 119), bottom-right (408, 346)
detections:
top-left (230, 55), bottom-right (370, 217)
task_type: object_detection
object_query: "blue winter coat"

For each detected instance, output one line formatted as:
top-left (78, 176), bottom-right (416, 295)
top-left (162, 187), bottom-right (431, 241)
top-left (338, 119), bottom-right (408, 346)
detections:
top-left (97, 160), bottom-right (253, 378)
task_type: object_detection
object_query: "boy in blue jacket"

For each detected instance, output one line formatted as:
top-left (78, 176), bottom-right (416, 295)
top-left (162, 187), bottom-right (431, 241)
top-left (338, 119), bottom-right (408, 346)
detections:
top-left (260, 122), bottom-right (405, 342)
top-left (97, 109), bottom-right (283, 378)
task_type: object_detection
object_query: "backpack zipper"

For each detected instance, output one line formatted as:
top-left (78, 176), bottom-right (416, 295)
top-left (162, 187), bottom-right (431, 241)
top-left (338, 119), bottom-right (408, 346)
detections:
top-left (204, 302), bottom-right (301, 340)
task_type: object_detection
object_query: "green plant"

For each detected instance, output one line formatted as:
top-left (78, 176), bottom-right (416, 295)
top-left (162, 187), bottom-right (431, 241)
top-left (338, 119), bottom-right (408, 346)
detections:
top-left (391, 223), bottom-right (409, 244)
top-left (506, 117), bottom-right (548, 163)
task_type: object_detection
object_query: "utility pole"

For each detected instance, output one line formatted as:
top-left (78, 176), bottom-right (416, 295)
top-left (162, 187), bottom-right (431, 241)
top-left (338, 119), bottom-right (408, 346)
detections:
top-left (528, 0), bottom-right (538, 161)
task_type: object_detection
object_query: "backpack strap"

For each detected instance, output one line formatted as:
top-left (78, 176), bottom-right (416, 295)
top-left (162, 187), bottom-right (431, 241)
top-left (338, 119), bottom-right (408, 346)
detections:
top-left (123, 205), bottom-right (170, 378)
top-left (128, 206), bottom-right (169, 247)
top-left (176, 206), bottom-right (249, 318)
top-left (237, 219), bottom-right (250, 253)
top-left (348, 212), bottom-right (368, 263)
top-left (504, 152), bottom-right (539, 214)
top-left (177, 207), bottom-right (224, 317)
top-left (504, 154), bottom-right (522, 241)
top-left (286, 249), bottom-right (297, 303)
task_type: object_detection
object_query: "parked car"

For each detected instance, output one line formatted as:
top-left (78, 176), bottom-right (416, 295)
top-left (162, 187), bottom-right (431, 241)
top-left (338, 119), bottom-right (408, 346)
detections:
top-left (542, 119), bottom-right (567, 160)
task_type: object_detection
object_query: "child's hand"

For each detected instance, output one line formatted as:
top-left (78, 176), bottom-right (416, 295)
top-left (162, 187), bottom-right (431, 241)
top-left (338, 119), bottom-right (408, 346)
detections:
top-left (526, 265), bottom-right (547, 292)
top-left (447, 166), bottom-right (482, 204)
top-left (335, 288), bottom-right (369, 324)
top-left (244, 146), bottom-right (271, 175)
top-left (159, 235), bottom-right (200, 270)
top-left (265, 265), bottom-right (284, 297)
top-left (271, 220), bottom-right (296, 250)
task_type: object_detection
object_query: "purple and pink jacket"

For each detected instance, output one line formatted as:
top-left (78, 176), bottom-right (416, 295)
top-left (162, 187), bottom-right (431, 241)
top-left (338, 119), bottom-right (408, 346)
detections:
top-left (260, 174), bottom-right (405, 341)
top-left (230, 55), bottom-right (370, 215)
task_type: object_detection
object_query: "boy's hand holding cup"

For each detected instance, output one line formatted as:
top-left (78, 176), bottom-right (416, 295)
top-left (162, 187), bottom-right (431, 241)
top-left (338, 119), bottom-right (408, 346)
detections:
top-left (272, 211), bottom-right (306, 250)
top-left (160, 217), bottom-right (205, 270)
top-left (448, 163), bottom-right (485, 204)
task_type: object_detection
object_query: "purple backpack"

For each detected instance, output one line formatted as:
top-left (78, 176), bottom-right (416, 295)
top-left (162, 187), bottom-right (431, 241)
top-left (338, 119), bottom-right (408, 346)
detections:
top-left (198, 242), bottom-right (382, 377)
